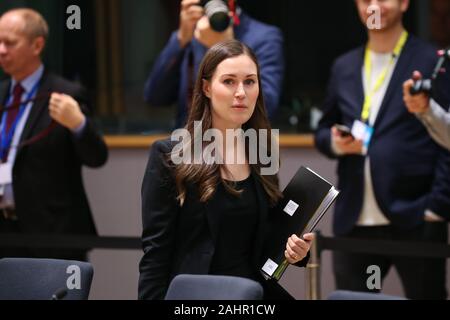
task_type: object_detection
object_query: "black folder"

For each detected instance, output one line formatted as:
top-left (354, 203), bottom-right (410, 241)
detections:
top-left (261, 166), bottom-right (339, 280)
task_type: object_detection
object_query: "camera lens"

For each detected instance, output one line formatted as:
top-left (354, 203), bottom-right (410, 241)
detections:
top-left (203, 0), bottom-right (231, 32)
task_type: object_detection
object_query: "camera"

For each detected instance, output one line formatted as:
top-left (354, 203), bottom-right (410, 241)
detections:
top-left (410, 79), bottom-right (432, 95)
top-left (410, 48), bottom-right (450, 95)
top-left (200, 0), bottom-right (231, 32)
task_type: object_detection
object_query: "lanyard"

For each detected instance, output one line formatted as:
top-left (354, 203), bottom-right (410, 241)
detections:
top-left (0, 81), bottom-right (40, 160)
top-left (228, 0), bottom-right (240, 26)
top-left (360, 31), bottom-right (408, 123)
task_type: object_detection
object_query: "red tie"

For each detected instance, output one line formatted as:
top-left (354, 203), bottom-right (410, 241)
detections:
top-left (2, 83), bottom-right (25, 162)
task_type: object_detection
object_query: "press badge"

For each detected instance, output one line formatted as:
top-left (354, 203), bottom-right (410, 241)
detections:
top-left (351, 120), bottom-right (374, 152)
top-left (0, 163), bottom-right (13, 185)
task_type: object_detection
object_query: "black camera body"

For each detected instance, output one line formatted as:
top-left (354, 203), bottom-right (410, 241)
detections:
top-left (200, 0), bottom-right (231, 32)
top-left (410, 79), bottom-right (433, 95)
top-left (410, 48), bottom-right (450, 95)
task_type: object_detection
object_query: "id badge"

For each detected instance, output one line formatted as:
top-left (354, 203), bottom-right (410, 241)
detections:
top-left (0, 163), bottom-right (13, 185)
top-left (351, 120), bottom-right (374, 153)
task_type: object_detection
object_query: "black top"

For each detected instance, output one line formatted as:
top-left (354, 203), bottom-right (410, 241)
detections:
top-left (209, 175), bottom-right (260, 281)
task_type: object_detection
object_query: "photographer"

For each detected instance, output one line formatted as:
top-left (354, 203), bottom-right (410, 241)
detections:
top-left (144, 0), bottom-right (284, 128)
top-left (403, 71), bottom-right (450, 150)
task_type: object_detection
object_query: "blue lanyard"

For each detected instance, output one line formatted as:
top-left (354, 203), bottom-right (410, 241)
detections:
top-left (0, 81), bottom-right (40, 160)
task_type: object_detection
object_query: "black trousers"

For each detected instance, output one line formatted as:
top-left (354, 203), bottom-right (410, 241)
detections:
top-left (333, 222), bottom-right (448, 300)
top-left (0, 218), bottom-right (87, 261)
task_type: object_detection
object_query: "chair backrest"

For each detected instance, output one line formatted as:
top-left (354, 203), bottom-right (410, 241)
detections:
top-left (0, 258), bottom-right (94, 300)
top-left (165, 274), bottom-right (264, 300)
top-left (327, 290), bottom-right (406, 300)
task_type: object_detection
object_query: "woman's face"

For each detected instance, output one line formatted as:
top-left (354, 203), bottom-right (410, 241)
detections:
top-left (203, 54), bottom-right (259, 130)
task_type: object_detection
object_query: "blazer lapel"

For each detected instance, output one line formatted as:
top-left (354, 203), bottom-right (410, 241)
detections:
top-left (351, 47), bottom-right (366, 120)
top-left (191, 40), bottom-right (207, 78)
top-left (19, 71), bottom-right (51, 144)
top-left (373, 36), bottom-right (416, 131)
top-left (204, 186), bottom-right (222, 244)
top-left (251, 172), bottom-right (270, 268)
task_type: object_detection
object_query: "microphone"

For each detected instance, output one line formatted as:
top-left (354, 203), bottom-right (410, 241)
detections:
top-left (51, 288), bottom-right (68, 300)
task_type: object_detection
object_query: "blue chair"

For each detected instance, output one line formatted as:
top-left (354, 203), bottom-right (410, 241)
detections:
top-left (0, 258), bottom-right (94, 300)
top-left (327, 290), bottom-right (406, 300)
top-left (165, 274), bottom-right (264, 300)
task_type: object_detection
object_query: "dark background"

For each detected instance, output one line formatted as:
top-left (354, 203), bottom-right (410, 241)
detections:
top-left (1, 0), bottom-right (448, 134)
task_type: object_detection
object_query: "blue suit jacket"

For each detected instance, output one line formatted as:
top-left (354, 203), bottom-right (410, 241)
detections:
top-left (315, 35), bottom-right (450, 236)
top-left (144, 12), bottom-right (284, 128)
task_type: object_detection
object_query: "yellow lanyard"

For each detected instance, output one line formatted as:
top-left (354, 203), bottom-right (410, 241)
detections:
top-left (360, 31), bottom-right (409, 123)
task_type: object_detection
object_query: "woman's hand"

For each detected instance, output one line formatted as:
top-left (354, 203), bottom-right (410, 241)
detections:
top-left (285, 233), bottom-right (315, 264)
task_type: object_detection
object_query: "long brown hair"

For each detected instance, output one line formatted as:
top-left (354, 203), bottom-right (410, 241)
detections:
top-left (170, 40), bottom-right (282, 206)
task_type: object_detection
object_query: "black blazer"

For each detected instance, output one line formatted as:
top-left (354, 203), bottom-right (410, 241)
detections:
top-left (138, 139), bottom-right (308, 300)
top-left (0, 71), bottom-right (108, 235)
top-left (315, 35), bottom-right (450, 235)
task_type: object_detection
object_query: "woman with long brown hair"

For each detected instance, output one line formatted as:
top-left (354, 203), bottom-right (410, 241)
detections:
top-left (138, 40), bottom-right (313, 300)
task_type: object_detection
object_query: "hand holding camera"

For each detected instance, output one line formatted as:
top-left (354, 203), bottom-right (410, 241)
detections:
top-left (408, 48), bottom-right (449, 96)
top-left (178, 0), bottom-right (204, 48)
top-left (194, 14), bottom-right (234, 48)
top-left (178, 0), bottom-right (234, 48)
top-left (403, 71), bottom-right (430, 114)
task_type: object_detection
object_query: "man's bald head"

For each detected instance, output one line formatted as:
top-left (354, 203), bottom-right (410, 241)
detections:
top-left (0, 8), bottom-right (48, 80)
top-left (0, 8), bottom-right (49, 42)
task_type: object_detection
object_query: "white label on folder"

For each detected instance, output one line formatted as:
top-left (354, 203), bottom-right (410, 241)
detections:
top-left (284, 200), bottom-right (299, 216)
top-left (262, 259), bottom-right (279, 277)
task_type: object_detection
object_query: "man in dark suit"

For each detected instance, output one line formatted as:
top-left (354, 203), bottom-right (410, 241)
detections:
top-left (0, 8), bottom-right (108, 260)
top-left (315, 0), bottom-right (450, 299)
top-left (144, 0), bottom-right (284, 128)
